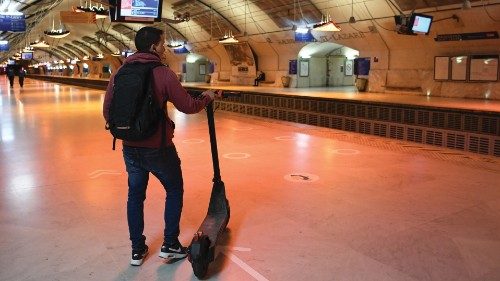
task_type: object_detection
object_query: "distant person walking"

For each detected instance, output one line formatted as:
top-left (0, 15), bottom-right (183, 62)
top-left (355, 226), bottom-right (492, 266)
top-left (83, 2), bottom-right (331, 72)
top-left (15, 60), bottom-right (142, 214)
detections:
top-left (18, 67), bottom-right (26, 88)
top-left (6, 67), bottom-right (15, 88)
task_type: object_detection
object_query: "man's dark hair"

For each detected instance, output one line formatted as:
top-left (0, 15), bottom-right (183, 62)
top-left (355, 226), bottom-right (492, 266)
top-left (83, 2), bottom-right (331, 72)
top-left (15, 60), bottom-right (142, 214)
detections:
top-left (135, 27), bottom-right (163, 52)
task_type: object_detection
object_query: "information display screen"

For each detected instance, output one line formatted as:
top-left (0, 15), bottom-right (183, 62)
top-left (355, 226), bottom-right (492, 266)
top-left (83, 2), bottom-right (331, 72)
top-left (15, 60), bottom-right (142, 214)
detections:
top-left (110, 0), bottom-right (162, 22)
top-left (410, 13), bottom-right (433, 35)
top-left (21, 52), bottom-right (33, 60)
top-left (120, 0), bottom-right (160, 18)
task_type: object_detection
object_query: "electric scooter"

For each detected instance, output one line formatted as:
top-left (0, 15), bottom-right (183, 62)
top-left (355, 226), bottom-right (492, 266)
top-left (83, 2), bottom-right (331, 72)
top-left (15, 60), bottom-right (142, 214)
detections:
top-left (186, 89), bottom-right (240, 279)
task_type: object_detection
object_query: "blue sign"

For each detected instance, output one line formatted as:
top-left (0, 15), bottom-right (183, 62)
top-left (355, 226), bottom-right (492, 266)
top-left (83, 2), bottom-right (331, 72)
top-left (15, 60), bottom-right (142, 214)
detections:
top-left (174, 46), bottom-right (189, 54)
top-left (0, 13), bottom-right (26, 32)
top-left (289, 60), bottom-right (297, 75)
top-left (354, 58), bottom-right (371, 75)
top-left (0, 41), bottom-right (9, 51)
top-left (294, 30), bottom-right (316, 42)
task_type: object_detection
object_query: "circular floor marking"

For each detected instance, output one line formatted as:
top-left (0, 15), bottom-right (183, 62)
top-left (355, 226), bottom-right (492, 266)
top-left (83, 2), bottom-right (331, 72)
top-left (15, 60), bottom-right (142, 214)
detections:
top-left (182, 139), bottom-right (205, 144)
top-left (331, 149), bottom-right (360, 155)
top-left (284, 173), bottom-right (319, 183)
top-left (223, 153), bottom-right (251, 159)
top-left (274, 136), bottom-right (296, 141)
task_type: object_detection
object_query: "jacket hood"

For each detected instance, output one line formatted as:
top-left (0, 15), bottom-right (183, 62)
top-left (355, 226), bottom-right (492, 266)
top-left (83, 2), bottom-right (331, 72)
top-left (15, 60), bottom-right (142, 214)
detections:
top-left (124, 52), bottom-right (161, 64)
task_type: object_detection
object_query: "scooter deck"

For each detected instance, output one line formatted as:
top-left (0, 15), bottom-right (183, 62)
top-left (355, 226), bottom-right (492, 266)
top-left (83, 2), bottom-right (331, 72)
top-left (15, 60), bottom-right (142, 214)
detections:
top-left (196, 213), bottom-right (229, 248)
top-left (197, 180), bottom-right (230, 247)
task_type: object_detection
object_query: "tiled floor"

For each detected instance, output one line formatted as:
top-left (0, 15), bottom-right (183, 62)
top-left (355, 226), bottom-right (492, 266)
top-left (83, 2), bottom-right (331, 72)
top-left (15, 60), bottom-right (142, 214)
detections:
top-left (1, 77), bottom-right (499, 281)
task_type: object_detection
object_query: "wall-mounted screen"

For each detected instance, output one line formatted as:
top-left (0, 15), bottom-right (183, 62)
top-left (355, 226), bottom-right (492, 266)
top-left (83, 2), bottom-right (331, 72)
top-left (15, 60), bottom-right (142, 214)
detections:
top-left (21, 52), bottom-right (33, 60)
top-left (109, 0), bottom-right (163, 23)
top-left (410, 13), bottom-right (433, 35)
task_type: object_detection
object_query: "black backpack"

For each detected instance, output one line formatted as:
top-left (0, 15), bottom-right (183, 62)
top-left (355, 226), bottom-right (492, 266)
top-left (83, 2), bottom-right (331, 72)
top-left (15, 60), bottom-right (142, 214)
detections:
top-left (107, 61), bottom-right (165, 149)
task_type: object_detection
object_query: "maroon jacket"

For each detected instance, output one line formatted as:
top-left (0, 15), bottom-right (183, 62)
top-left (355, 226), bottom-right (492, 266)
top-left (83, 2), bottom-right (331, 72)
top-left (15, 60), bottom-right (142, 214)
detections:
top-left (103, 52), bottom-right (211, 148)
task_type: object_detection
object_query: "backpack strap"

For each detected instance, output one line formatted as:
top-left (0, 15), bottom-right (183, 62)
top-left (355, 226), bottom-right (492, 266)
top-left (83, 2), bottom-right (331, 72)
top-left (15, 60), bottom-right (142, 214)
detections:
top-left (146, 62), bottom-right (168, 152)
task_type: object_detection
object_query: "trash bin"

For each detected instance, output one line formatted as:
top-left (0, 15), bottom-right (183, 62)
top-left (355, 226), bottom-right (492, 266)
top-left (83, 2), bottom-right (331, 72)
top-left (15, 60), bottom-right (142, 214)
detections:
top-left (204, 74), bottom-right (211, 83)
top-left (281, 76), bottom-right (291, 88)
top-left (355, 78), bottom-right (367, 92)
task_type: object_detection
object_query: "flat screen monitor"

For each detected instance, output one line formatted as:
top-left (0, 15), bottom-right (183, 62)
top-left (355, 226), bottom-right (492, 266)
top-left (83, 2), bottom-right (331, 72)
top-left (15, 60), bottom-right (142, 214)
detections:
top-left (410, 13), bottom-right (433, 35)
top-left (7, 59), bottom-right (15, 65)
top-left (21, 52), bottom-right (33, 60)
top-left (121, 51), bottom-right (134, 57)
top-left (109, 0), bottom-right (163, 23)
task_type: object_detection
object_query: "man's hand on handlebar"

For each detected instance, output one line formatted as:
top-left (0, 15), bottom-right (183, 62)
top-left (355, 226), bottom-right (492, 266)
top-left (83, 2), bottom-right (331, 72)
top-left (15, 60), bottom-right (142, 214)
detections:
top-left (201, 89), bottom-right (223, 100)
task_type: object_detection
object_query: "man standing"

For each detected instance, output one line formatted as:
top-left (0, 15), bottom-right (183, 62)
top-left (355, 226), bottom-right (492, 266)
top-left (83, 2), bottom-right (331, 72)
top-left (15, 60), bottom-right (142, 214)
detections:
top-left (103, 26), bottom-right (217, 266)
top-left (6, 67), bottom-right (15, 88)
top-left (18, 67), bottom-right (26, 88)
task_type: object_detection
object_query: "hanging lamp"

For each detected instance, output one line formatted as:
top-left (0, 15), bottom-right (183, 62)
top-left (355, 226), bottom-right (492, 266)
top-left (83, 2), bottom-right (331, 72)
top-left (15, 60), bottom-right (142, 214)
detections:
top-left (219, 30), bottom-right (239, 44)
top-left (44, 17), bottom-right (70, 39)
top-left (349, 0), bottom-right (356, 23)
top-left (312, 14), bottom-right (341, 32)
top-left (76, 0), bottom-right (108, 19)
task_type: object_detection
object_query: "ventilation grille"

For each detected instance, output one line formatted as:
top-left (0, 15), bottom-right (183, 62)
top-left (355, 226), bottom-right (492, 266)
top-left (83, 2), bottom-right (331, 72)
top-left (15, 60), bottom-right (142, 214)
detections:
top-left (390, 125), bottom-right (404, 140)
top-left (215, 94), bottom-right (499, 157)
top-left (426, 131), bottom-right (443, 146)
top-left (446, 133), bottom-right (466, 150)
top-left (469, 136), bottom-right (490, 155)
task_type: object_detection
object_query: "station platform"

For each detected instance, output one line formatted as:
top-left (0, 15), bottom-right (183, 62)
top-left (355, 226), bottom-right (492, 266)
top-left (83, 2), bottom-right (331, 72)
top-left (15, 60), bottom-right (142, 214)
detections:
top-left (1, 77), bottom-right (499, 280)
top-left (29, 75), bottom-right (500, 157)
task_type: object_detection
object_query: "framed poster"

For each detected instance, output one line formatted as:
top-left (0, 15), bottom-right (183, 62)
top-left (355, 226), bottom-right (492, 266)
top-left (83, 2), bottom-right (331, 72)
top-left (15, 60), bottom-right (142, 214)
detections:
top-left (451, 56), bottom-right (468, 81)
top-left (434, 56), bottom-right (450, 80)
top-left (345, 60), bottom-right (353, 76)
top-left (299, 60), bottom-right (309, 77)
top-left (199, 64), bottom-right (206, 75)
top-left (469, 55), bottom-right (498, 82)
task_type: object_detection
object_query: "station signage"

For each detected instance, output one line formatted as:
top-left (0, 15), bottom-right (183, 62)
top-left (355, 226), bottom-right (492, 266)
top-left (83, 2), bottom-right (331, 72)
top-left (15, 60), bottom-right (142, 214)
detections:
top-left (0, 13), bottom-right (26, 32)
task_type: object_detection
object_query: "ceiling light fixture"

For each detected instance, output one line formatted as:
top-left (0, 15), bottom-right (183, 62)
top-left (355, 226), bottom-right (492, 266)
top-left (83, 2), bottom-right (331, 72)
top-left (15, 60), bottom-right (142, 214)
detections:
top-left (76, 0), bottom-right (108, 19)
top-left (44, 18), bottom-right (70, 39)
top-left (219, 31), bottom-right (239, 44)
top-left (313, 14), bottom-right (341, 32)
top-left (30, 39), bottom-right (50, 48)
top-left (166, 42), bottom-right (184, 49)
top-left (349, 0), bottom-right (356, 23)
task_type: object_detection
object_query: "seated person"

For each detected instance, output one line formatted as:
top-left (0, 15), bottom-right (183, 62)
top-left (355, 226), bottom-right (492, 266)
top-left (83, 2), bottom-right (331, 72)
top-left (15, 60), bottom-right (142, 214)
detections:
top-left (254, 71), bottom-right (265, 86)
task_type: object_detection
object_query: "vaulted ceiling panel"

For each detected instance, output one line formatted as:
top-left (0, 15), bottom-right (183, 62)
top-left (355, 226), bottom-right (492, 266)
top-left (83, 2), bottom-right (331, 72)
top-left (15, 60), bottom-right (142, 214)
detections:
top-left (172, 0), bottom-right (240, 39)
top-left (82, 36), bottom-right (112, 53)
top-left (392, 0), bottom-right (480, 11)
top-left (95, 31), bottom-right (129, 50)
top-left (72, 40), bottom-right (98, 55)
top-left (64, 43), bottom-right (87, 57)
top-left (56, 45), bottom-right (79, 58)
top-left (252, 0), bottom-right (322, 28)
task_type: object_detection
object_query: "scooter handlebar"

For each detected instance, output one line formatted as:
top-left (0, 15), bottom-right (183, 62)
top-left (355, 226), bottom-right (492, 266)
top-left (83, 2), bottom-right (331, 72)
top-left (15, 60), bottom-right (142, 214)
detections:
top-left (186, 89), bottom-right (241, 99)
top-left (221, 91), bottom-right (241, 98)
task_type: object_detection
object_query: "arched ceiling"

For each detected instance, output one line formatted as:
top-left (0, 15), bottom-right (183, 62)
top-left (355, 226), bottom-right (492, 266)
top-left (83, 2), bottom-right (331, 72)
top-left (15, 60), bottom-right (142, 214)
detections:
top-left (0, 0), bottom-right (497, 62)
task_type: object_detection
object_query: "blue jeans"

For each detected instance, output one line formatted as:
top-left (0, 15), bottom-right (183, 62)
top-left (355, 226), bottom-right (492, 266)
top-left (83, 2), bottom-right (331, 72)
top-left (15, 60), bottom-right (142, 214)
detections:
top-left (123, 145), bottom-right (184, 250)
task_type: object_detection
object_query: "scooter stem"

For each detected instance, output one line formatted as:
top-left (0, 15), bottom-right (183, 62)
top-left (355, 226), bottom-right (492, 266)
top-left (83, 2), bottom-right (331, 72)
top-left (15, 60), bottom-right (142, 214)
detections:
top-left (206, 102), bottom-right (221, 182)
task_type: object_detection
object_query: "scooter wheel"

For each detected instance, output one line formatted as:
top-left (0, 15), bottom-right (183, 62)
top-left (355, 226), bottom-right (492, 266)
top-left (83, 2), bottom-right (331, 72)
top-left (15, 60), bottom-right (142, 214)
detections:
top-left (189, 233), bottom-right (211, 279)
top-left (193, 259), bottom-right (209, 279)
